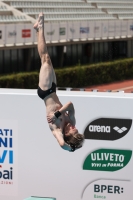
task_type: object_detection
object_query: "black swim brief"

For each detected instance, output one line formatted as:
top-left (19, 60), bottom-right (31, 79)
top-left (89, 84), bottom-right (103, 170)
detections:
top-left (37, 82), bottom-right (56, 100)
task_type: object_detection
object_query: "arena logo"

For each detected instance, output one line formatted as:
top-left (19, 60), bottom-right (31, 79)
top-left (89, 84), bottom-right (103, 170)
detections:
top-left (0, 30), bottom-right (2, 39)
top-left (84, 118), bottom-right (132, 140)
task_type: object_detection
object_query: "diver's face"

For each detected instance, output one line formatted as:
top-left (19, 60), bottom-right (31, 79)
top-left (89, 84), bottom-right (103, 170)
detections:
top-left (64, 123), bottom-right (78, 136)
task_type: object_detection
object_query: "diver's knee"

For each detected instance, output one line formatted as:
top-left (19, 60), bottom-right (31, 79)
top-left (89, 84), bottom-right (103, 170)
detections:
top-left (41, 53), bottom-right (51, 64)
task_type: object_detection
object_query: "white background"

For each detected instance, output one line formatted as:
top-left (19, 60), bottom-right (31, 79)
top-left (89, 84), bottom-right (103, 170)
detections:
top-left (0, 90), bottom-right (133, 200)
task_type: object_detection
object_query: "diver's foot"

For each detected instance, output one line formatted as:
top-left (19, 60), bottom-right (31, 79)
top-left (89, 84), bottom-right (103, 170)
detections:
top-left (38, 12), bottom-right (44, 29)
top-left (33, 21), bottom-right (39, 32)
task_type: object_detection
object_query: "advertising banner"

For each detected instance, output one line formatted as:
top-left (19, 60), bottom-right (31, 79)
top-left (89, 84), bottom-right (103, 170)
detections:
top-left (23, 24), bottom-right (33, 43)
top-left (33, 25), bottom-right (37, 44)
top-left (44, 23), bottom-right (52, 42)
top-left (101, 21), bottom-right (108, 38)
top-left (0, 120), bottom-right (18, 196)
top-left (127, 20), bottom-right (133, 37)
top-left (80, 21), bottom-right (89, 39)
top-left (0, 90), bottom-right (133, 200)
top-left (59, 22), bottom-right (67, 41)
top-left (67, 21), bottom-right (73, 40)
top-left (88, 21), bottom-right (94, 39)
top-left (0, 24), bottom-right (5, 45)
top-left (73, 21), bottom-right (80, 40)
top-left (121, 20), bottom-right (128, 37)
top-left (94, 21), bottom-right (102, 39)
top-left (115, 20), bottom-right (121, 37)
top-left (5, 24), bottom-right (16, 45)
top-left (108, 20), bottom-right (115, 37)
top-left (16, 24), bottom-right (25, 44)
top-left (51, 22), bottom-right (59, 42)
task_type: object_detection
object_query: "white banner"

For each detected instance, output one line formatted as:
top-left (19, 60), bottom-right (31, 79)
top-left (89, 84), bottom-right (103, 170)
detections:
top-left (23, 24), bottom-right (34, 43)
top-left (33, 25), bottom-right (37, 44)
top-left (128, 20), bottom-right (133, 37)
top-left (94, 21), bottom-right (102, 39)
top-left (44, 23), bottom-right (52, 42)
top-left (5, 24), bottom-right (16, 45)
top-left (51, 22), bottom-right (59, 42)
top-left (16, 24), bottom-right (25, 44)
top-left (0, 25), bottom-right (5, 45)
top-left (59, 22), bottom-right (67, 41)
top-left (67, 21), bottom-right (73, 40)
top-left (115, 20), bottom-right (121, 37)
top-left (88, 21), bottom-right (94, 39)
top-left (0, 120), bottom-right (18, 196)
top-left (0, 90), bottom-right (133, 200)
top-left (121, 20), bottom-right (128, 37)
top-left (73, 21), bottom-right (80, 40)
top-left (108, 20), bottom-right (115, 37)
top-left (101, 21), bottom-right (108, 38)
top-left (80, 21), bottom-right (89, 39)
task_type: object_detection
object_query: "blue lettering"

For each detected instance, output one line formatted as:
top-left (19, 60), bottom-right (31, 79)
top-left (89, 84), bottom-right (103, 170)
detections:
top-left (0, 129), bottom-right (3, 136)
top-left (0, 151), bottom-right (13, 164)
top-left (0, 150), bottom-right (7, 163)
top-left (4, 129), bottom-right (9, 136)
top-left (0, 138), bottom-right (7, 147)
top-left (9, 138), bottom-right (12, 148)
top-left (10, 130), bottom-right (12, 136)
top-left (9, 151), bottom-right (13, 164)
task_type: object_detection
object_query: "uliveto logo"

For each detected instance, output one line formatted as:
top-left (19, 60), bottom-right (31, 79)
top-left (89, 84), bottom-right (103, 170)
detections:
top-left (84, 118), bottom-right (132, 140)
top-left (83, 149), bottom-right (132, 172)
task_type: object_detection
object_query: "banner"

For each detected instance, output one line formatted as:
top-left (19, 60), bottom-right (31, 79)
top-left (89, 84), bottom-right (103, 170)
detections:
top-left (121, 20), bottom-right (128, 37)
top-left (108, 20), bottom-right (115, 37)
top-left (94, 21), bottom-right (102, 39)
top-left (127, 20), bottom-right (133, 37)
top-left (67, 21), bottom-right (73, 40)
top-left (0, 120), bottom-right (18, 196)
top-left (0, 90), bottom-right (133, 200)
top-left (73, 21), bottom-right (80, 40)
top-left (16, 24), bottom-right (25, 44)
top-left (5, 24), bottom-right (16, 45)
top-left (101, 21), bottom-right (108, 38)
top-left (115, 20), bottom-right (121, 37)
top-left (88, 21), bottom-right (94, 39)
top-left (80, 21), bottom-right (89, 39)
top-left (44, 23), bottom-right (52, 42)
top-left (23, 24), bottom-right (33, 43)
top-left (52, 22), bottom-right (59, 42)
top-left (59, 22), bottom-right (67, 41)
top-left (0, 25), bottom-right (5, 45)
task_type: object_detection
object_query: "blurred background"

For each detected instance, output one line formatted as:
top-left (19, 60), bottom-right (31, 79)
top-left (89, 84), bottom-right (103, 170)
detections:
top-left (0, 0), bottom-right (133, 91)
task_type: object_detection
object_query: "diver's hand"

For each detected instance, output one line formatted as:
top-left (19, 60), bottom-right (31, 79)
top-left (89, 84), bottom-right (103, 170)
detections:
top-left (47, 113), bottom-right (56, 123)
